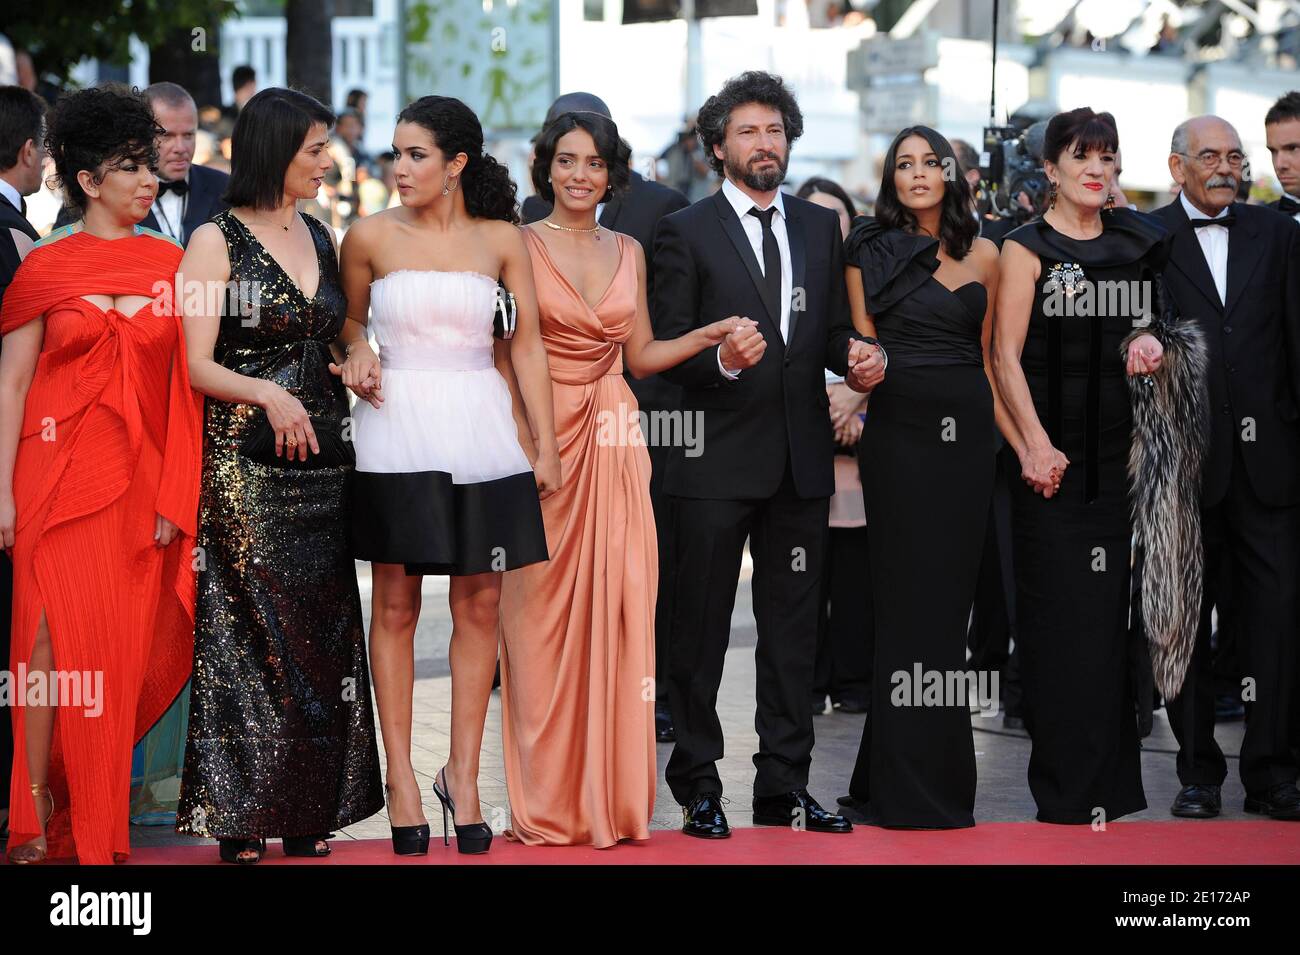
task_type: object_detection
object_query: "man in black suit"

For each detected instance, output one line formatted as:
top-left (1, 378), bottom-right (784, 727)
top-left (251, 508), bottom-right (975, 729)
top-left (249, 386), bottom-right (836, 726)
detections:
top-left (0, 84), bottom-right (46, 844)
top-left (653, 71), bottom-right (883, 838)
top-left (1154, 115), bottom-right (1300, 821)
top-left (1265, 91), bottom-right (1300, 224)
top-left (523, 92), bottom-right (690, 743)
top-left (55, 82), bottom-right (228, 245)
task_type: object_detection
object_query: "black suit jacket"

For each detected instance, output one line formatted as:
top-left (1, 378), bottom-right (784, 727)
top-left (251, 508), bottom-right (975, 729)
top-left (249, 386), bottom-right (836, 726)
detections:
top-left (523, 171), bottom-right (690, 410)
top-left (55, 163), bottom-right (230, 246)
top-left (0, 194), bottom-right (39, 313)
top-left (652, 188), bottom-right (856, 501)
top-left (1152, 198), bottom-right (1300, 506)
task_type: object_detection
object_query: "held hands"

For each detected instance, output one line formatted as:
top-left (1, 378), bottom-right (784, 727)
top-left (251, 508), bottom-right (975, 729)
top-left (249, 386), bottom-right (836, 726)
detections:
top-left (329, 341), bottom-right (384, 409)
top-left (263, 382), bottom-right (320, 463)
top-left (828, 382), bottom-right (867, 431)
top-left (701, 316), bottom-right (757, 345)
top-left (718, 318), bottom-right (766, 372)
top-left (846, 339), bottom-right (885, 392)
top-left (1020, 444), bottom-right (1070, 499)
top-left (834, 409), bottom-right (864, 448)
top-left (1125, 334), bottom-right (1164, 377)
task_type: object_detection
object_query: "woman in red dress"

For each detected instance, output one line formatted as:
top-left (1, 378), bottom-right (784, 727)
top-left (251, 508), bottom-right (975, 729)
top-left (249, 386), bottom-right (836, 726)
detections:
top-left (0, 85), bottom-right (201, 864)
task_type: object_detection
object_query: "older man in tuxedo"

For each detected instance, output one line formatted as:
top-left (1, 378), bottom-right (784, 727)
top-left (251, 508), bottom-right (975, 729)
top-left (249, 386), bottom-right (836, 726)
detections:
top-left (1154, 115), bottom-right (1300, 821)
top-left (0, 83), bottom-right (46, 844)
top-left (55, 82), bottom-right (228, 245)
top-left (524, 92), bottom-right (691, 743)
top-left (654, 71), bottom-right (883, 838)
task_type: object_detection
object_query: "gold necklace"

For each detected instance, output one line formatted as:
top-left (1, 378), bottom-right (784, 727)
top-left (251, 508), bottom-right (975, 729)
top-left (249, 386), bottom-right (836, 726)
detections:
top-left (542, 219), bottom-right (601, 237)
top-left (248, 210), bottom-right (295, 232)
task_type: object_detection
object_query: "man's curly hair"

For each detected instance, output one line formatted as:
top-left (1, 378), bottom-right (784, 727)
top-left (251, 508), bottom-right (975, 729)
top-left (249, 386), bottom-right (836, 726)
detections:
top-left (46, 84), bottom-right (163, 215)
top-left (695, 71), bottom-right (804, 178)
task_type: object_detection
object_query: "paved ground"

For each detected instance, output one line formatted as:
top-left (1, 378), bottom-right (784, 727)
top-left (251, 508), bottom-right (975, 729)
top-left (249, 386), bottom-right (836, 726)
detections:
top-left (132, 554), bottom-right (1250, 851)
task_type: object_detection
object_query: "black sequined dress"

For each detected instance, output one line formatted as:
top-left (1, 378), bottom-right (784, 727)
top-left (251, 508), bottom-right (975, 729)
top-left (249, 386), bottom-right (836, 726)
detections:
top-left (177, 211), bottom-right (384, 840)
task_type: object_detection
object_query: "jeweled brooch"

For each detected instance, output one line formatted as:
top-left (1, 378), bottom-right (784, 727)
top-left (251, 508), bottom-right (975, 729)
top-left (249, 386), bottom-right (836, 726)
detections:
top-left (1044, 261), bottom-right (1086, 297)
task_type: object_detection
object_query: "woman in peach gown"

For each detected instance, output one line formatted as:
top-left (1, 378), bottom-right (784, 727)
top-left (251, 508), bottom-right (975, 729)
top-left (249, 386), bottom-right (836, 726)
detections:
top-left (497, 112), bottom-right (753, 847)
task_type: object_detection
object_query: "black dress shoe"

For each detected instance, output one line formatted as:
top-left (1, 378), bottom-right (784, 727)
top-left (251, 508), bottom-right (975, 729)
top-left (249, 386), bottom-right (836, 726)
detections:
top-left (1244, 782), bottom-right (1300, 820)
top-left (682, 794), bottom-right (730, 838)
top-left (833, 697), bottom-right (870, 714)
top-left (1170, 783), bottom-right (1221, 818)
top-left (655, 705), bottom-right (675, 743)
top-left (753, 789), bottom-right (852, 833)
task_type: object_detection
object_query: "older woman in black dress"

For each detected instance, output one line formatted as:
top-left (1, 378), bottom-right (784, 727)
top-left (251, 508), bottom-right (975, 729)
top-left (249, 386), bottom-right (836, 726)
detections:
top-left (176, 88), bottom-right (384, 863)
top-left (992, 108), bottom-right (1190, 825)
top-left (839, 127), bottom-right (1008, 828)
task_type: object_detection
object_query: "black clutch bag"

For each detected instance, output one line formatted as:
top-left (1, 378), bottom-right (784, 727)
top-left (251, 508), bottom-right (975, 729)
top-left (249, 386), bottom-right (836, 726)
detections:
top-left (494, 282), bottom-right (517, 340)
top-left (239, 413), bottom-right (355, 469)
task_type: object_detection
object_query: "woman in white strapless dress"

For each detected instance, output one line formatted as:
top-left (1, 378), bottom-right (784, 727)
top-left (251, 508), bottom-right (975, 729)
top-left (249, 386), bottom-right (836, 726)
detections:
top-left (333, 96), bottom-right (560, 857)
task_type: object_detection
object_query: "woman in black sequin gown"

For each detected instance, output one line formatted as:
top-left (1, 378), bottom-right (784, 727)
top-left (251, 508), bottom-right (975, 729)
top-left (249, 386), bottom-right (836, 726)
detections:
top-left (839, 128), bottom-right (1004, 829)
top-left (175, 89), bottom-right (383, 863)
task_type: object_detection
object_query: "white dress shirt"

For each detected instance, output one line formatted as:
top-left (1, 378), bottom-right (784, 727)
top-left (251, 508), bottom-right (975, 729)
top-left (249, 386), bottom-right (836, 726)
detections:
top-left (1180, 191), bottom-right (1230, 306)
top-left (152, 172), bottom-right (189, 243)
top-left (717, 177), bottom-right (792, 378)
top-left (0, 177), bottom-right (22, 214)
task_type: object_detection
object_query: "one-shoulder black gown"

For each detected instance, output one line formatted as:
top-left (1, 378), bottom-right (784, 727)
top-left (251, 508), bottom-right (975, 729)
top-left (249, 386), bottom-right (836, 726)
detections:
top-left (844, 218), bottom-right (995, 828)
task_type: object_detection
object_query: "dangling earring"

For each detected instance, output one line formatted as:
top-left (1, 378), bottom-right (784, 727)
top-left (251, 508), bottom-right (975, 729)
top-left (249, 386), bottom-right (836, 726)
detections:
top-left (1104, 192), bottom-right (1116, 211)
top-left (1048, 180), bottom-right (1058, 210)
top-left (442, 174), bottom-right (459, 196)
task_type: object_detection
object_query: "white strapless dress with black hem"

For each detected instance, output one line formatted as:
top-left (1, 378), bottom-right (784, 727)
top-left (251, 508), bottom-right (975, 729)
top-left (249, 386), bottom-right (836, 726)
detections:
top-left (349, 269), bottom-right (548, 575)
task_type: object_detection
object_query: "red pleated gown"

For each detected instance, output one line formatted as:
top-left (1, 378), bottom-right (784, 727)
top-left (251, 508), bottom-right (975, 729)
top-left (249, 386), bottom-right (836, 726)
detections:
top-left (1, 224), bottom-right (202, 863)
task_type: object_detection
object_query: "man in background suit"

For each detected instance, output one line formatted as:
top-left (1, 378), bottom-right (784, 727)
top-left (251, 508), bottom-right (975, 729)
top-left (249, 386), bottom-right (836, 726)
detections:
top-left (654, 71), bottom-right (883, 839)
top-left (1265, 91), bottom-right (1300, 224)
top-left (523, 92), bottom-right (690, 742)
top-left (1155, 115), bottom-right (1300, 821)
top-left (55, 82), bottom-right (228, 245)
top-left (0, 83), bottom-right (46, 845)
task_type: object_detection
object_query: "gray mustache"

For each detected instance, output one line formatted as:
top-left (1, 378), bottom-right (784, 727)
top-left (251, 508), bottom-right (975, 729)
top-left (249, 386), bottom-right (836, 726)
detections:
top-left (1206, 175), bottom-right (1237, 189)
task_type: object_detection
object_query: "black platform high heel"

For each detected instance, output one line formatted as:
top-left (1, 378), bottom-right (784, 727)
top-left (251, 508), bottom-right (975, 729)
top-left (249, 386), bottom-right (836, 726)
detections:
top-left (385, 783), bottom-right (430, 856)
top-left (432, 766), bottom-right (493, 855)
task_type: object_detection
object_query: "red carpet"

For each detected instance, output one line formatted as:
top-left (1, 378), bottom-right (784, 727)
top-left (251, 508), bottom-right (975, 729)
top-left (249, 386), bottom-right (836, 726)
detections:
top-left (124, 822), bottom-right (1300, 865)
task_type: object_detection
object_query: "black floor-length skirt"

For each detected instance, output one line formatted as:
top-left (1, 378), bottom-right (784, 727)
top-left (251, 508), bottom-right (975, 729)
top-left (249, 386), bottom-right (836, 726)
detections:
top-left (1009, 413), bottom-right (1147, 825)
top-left (849, 364), bottom-right (994, 828)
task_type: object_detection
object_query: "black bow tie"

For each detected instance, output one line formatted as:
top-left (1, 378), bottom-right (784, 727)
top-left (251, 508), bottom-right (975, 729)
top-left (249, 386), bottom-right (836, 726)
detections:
top-left (1191, 213), bottom-right (1235, 229)
top-left (158, 178), bottom-right (189, 196)
top-left (1278, 195), bottom-right (1300, 214)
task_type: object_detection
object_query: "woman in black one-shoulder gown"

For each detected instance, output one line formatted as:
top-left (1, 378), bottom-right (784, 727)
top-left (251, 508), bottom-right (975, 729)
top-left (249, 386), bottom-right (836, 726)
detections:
top-left (840, 127), bottom-right (1005, 828)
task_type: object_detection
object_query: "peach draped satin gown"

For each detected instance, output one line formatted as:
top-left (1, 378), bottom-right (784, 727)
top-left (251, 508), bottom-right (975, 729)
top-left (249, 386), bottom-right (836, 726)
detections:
top-left (498, 228), bottom-right (656, 847)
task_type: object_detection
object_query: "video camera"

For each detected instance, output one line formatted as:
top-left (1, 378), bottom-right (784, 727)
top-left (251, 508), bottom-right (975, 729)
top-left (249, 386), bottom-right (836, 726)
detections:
top-left (978, 121), bottom-right (1050, 222)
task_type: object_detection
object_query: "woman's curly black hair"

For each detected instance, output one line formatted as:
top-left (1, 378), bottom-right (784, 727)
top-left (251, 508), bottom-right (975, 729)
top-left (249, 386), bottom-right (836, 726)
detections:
top-left (45, 84), bottom-right (163, 216)
top-left (397, 95), bottom-right (518, 223)
top-left (875, 125), bottom-right (979, 260)
top-left (696, 71), bottom-right (804, 178)
top-left (531, 112), bottom-right (631, 205)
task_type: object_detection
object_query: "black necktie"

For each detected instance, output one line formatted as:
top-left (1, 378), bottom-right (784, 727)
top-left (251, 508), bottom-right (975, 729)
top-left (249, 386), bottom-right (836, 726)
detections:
top-left (1278, 195), bottom-right (1300, 214)
top-left (158, 178), bottom-right (189, 196)
top-left (19, 196), bottom-right (26, 217)
top-left (1191, 213), bottom-right (1235, 229)
top-left (747, 205), bottom-right (782, 328)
